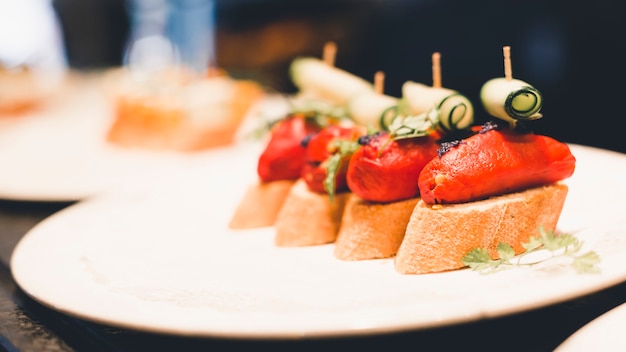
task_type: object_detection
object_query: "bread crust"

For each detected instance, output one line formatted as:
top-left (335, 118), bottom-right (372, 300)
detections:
top-left (274, 179), bottom-right (349, 247)
top-left (229, 179), bottom-right (295, 229)
top-left (395, 183), bottom-right (569, 274)
top-left (334, 195), bottom-right (419, 260)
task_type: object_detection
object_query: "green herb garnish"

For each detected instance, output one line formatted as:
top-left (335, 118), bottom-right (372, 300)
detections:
top-left (324, 139), bottom-right (360, 202)
top-left (462, 227), bottom-right (600, 274)
top-left (379, 100), bottom-right (439, 140)
top-left (388, 108), bottom-right (439, 140)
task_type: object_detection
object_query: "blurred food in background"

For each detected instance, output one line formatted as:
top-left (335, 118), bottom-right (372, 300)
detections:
top-left (103, 66), bottom-right (264, 152)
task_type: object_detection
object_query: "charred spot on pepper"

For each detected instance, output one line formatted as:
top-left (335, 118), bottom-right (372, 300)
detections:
top-left (357, 131), bottom-right (384, 146)
top-left (436, 121), bottom-right (502, 157)
top-left (357, 135), bottom-right (372, 146)
top-left (479, 121), bottom-right (500, 134)
top-left (300, 134), bottom-right (315, 147)
top-left (437, 140), bottom-right (464, 157)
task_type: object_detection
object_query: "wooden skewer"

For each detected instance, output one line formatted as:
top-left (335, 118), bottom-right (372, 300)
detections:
top-left (323, 41), bottom-right (337, 67)
top-left (503, 46), bottom-right (512, 80)
top-left (432, 52), bottom-right (442, 88)
top-left (374, 71), bottom-right (385, 94)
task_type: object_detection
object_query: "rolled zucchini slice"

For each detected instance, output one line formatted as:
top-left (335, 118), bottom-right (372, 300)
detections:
top-left (348, 92), bottom-right (399, 130)
top-left (402, 81), bottom-right (474, 133)
top-left (402, 81), bottom-right (457, 114)
top-left (437, 93), bottom-right (474, 132)
top-left (480, 77), bottom-right (543, 123)
top-left (289, 57), bottom-right (374, 106)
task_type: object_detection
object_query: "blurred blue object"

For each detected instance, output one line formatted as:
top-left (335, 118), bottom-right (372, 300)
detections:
top-left (126, 0), bottom-right (216, 73)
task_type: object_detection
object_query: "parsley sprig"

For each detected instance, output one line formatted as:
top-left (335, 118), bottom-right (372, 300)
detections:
top-left (462, 227), bottom-right (601, 274)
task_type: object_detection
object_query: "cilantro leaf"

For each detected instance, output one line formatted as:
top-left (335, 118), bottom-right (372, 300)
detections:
top-left (496, 243), bottom-right (515, 261)
top-left (461, 227), bottom-right (601, 275)
top-left (572, 251), bottom-right (601, 274)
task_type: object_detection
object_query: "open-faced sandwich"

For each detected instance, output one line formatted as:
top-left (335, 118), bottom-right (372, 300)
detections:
top-left (228, 110), bottom-right (329, 229)
top-left (273, 123), bottom-right (365, 246)
top-left (395, 47), bottom-right (576, 274)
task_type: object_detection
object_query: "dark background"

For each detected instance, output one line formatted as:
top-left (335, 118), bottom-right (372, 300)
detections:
top-left (52, 0), bottom-right (626, 153)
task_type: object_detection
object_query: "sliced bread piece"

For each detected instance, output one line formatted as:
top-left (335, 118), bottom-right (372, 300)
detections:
top-left (274, 179), bottom-right (350, 247)
top-left (395, 183), bottom-right (568, 274)
top-left (334, 194), bottom-right (419, 260)
top-left (228, 179), bottom-right (295, 229)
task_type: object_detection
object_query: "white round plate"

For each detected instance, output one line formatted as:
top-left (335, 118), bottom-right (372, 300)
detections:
top-left (10, 144), bottom-right (626, 338)
top-left (556, 302), bottom-right (626, 351)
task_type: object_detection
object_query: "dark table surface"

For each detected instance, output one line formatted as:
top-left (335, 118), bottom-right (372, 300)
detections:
top-left (1, 199), bottom-right (626, 352)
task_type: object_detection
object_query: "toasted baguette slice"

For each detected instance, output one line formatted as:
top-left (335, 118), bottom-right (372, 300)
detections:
top-left (229, 179), bottom-right (295, 229)
top-left (334, 195), bottom-right (419, 260)
top-left (274, 179), bottom-right (350, 247)
top-left (395, 183), bottom-right (568, 274)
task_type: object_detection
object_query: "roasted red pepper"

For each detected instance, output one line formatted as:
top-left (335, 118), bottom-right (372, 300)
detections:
top-left (302, 124), bottom-right (365, 194)
top-left (257, 113), bottom-right (323, 182)
top-left (346, 132), bottom-right (440, 203)
top-left (418, 127), bottom-right (576, 204)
